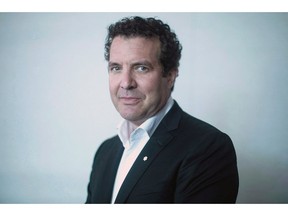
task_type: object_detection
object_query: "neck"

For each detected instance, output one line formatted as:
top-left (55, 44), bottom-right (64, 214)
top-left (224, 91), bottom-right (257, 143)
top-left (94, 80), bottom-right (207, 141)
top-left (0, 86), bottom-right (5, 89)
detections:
top-left (127, 121), bottom-right (138, 137)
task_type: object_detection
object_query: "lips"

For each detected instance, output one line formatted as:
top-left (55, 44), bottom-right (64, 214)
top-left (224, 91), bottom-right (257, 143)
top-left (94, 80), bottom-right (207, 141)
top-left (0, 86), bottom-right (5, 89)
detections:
top-left (117, 89), bottom-right (144, 105)
top-left (119, 97), bottom-right (141, 105)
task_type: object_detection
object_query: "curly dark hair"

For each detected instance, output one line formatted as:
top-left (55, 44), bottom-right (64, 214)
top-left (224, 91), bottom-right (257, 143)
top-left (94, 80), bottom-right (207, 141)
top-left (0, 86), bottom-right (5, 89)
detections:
top-left (104, 16), bottom-right (182, 77)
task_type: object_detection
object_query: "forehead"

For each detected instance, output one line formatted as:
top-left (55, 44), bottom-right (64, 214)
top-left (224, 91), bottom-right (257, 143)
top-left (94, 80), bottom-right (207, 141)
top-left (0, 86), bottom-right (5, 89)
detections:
top-left (110, 36), bottom-right (161, 60)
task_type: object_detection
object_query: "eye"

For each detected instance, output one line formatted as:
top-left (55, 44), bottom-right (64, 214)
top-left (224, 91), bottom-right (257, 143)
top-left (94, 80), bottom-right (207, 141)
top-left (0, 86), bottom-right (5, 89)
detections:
top-left (135, 65), bottom-right (149, 73)
top-left (109, 65), bottom-right (121, 73)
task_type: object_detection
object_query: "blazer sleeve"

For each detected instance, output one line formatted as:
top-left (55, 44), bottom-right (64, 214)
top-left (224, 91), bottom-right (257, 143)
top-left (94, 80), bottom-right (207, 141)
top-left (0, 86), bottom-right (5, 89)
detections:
top-left (174, 132), bottom-right (239, 203)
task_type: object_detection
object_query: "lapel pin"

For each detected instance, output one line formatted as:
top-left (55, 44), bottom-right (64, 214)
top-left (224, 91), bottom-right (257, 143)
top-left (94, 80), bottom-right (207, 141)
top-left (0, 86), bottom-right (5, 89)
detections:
top-left (143, 156), bottom-right (148, 161)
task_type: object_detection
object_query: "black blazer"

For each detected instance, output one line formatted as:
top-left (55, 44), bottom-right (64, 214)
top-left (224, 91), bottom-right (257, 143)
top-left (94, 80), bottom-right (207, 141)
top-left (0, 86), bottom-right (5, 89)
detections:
top-left (86, 101), bottom-right (239, 203)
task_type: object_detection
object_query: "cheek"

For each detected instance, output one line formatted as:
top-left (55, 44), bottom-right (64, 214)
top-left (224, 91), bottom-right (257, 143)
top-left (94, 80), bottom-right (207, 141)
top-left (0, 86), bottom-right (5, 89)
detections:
top-left (142, 78), bottom-right (166, 98)
top-left (109, 77), bottom-right (117, 94)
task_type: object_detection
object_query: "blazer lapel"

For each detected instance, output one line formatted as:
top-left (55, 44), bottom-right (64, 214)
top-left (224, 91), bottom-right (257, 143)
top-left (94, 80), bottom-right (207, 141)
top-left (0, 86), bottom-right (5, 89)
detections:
top-left (114, 101), bottom-right (182, 203)
top-left (89, 136), bottom-right (124, 203)
top-left (102, 139), bottom-right (124, 202)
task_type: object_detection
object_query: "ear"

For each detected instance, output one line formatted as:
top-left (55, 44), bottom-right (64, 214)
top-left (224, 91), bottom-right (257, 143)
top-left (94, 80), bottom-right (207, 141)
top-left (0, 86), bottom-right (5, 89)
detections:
top-left (167, 69), bottom-right (178, 89)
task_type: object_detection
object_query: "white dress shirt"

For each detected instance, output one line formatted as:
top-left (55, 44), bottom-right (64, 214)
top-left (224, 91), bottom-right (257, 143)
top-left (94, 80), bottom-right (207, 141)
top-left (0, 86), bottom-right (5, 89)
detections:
top-left (111, 97), bottom-right (174, 203)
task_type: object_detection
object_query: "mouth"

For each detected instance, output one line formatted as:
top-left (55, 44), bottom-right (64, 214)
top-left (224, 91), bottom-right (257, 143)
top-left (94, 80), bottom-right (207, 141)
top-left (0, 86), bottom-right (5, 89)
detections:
top-left (119, 97), bottom-right (141, 105)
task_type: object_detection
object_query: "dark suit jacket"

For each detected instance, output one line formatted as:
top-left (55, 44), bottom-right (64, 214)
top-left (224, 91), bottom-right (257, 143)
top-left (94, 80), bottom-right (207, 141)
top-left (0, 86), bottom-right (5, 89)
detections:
top-left (86, 101), bottom-right (239, 203)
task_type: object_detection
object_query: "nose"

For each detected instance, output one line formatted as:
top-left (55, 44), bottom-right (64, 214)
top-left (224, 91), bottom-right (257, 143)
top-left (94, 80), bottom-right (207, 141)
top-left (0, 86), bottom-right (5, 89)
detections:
top-left (120, 70), bottom-right (136, 90)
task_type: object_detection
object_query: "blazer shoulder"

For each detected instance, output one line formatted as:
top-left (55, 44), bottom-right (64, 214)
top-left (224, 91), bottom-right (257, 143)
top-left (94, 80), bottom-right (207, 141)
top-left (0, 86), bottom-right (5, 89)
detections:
top-left (183, 112), bottom-right (235, 153)
top-left (101, 135), bottom-right (120, 147)
top-left (164, 102), bottom-right (233, 148)
top-left (166, 101), bottom-right (223, 135)
top-left (97, 135), bottom-right (121, 152)
top-left (182, 111), bottom-right (221, 133)
top-left (92, 135), bottom-right (121, 161)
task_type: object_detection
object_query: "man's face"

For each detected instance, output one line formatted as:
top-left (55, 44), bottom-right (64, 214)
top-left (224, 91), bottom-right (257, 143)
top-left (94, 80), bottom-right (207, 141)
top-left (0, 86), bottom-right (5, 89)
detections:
top-left (108, 36), bottom-right (177, 126)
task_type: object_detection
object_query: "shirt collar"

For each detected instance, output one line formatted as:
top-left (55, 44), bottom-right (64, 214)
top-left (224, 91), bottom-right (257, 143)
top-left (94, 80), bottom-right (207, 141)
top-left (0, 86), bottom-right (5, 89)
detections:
top-left (117, 96), bottom-right (174, 145)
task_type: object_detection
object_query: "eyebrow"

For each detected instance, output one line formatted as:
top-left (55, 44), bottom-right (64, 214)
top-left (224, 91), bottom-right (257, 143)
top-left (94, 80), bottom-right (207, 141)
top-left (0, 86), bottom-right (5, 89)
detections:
top-left (108, 62), bottom-right (120, 67)
top-left (131, 60), bottom-right (153, 68)
top-left (109, 60), bottom-right (153, 68)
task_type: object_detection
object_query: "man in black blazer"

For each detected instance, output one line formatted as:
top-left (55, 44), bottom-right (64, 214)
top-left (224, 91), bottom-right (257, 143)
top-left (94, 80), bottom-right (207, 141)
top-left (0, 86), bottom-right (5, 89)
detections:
top-left (86, 16), bottom-right (239, 203)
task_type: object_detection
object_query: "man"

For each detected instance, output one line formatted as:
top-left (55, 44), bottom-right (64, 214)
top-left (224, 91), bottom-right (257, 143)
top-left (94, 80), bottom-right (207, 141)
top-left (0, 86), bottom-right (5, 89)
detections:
top-left (86, 16), bottom-right (239, 203)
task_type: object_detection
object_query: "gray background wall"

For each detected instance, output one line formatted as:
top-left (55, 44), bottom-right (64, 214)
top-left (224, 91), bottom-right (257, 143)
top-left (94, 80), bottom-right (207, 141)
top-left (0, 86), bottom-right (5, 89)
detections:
top-left (0, 13), bottom-right (287, 203)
